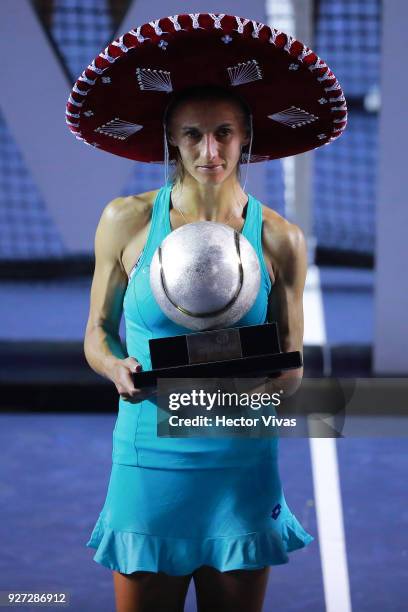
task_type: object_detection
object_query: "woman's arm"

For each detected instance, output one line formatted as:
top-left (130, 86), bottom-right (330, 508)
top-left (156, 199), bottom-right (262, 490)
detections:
top-left (84, 196), bottom-right (151, 400)
top-left (263, 214), bottom-right (308, 397)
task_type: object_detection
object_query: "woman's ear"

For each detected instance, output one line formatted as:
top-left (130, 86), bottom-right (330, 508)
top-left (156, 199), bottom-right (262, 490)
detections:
top-left (242, 134), bottom-right (250, 147)
top-left (167, 130), bottom-right (176, 147)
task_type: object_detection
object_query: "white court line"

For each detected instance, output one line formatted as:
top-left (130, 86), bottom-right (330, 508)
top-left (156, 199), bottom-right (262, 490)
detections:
top-left (309, 434), bottom-right (352, 612)
top-left (304, 264), bottom-right (327, 346)
top-left (305, 264), bottom-right (352, 609)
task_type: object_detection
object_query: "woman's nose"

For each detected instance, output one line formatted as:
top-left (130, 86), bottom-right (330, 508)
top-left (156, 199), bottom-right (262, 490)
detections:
top-left (201, 133), bottom-right (219, 158)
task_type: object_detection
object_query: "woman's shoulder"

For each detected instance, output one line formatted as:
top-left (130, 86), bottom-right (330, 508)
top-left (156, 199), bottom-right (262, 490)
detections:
top-left (95, 191), bottom-right (160, 261)
top-left (260, 204), bottom-right (293, 240)
top-left (260, 204), bottom-right (307, 268)
top-left (109, 189), bottom-right (159, 213)
top-left (101, 189), bottom-right (160, 226)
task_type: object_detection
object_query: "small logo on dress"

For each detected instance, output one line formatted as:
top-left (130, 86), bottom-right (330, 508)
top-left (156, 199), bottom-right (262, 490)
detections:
top-left (271, 503), bottom-right (282, 520)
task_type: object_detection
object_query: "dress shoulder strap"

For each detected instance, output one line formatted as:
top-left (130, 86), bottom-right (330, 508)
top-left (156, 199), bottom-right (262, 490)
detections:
top-left (242, 194), bottom-right (272, 295)
top-left (130, 183), bottom-right (171, 273)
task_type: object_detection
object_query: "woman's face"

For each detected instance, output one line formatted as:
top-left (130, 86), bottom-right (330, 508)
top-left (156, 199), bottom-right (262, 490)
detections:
top-left (168, 99), bottom-right (250, 185)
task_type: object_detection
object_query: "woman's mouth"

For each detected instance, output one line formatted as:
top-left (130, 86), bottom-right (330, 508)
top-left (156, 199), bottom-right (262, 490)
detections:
top-left (197, 165), bottom-right (223, 172)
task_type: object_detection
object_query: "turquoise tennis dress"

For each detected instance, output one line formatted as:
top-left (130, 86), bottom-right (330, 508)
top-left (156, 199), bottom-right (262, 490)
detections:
top-left (86, 182), bottom-right (314, 575)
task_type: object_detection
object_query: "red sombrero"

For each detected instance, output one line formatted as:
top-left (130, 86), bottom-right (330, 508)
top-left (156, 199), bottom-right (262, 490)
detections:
top-left (65, 13), bottom-right (347, 162)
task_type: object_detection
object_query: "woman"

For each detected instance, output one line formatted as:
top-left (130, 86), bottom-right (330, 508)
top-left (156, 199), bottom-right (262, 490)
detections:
top-left (66, 13), bottom-right (347, 612)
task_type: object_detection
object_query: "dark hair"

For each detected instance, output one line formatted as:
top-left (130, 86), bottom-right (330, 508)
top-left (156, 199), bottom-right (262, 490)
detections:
top-left (163, 85), bottom-right (252, 185)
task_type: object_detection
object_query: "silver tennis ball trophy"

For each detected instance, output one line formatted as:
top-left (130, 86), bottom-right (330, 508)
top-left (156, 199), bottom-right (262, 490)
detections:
top-left (132, 222), bottom-right (302, 387)
top-left (150, 221), bottom-right (260, 331)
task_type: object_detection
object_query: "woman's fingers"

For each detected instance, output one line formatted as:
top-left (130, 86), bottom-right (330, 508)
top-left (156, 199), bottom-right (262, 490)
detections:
top-left (122, 357), bottom-right (142, 373)
top-left (112, 357), bottom-right (156, 402)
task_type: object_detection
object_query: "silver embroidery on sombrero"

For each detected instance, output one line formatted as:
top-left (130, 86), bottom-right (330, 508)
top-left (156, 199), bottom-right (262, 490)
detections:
top-left (318, 98), bottom-right (328, 104)
top-left (268, 107), bottom-right (319, 128)
top-left (209, 14), bottom-right (225, 29)
top-left (66, 110), bottom-right (80, 119)
top-left (136, 67), bottom-right (173, 92)
top-left (251, 21), bottom-right (264, 38)
top-left (189, 14), bottom-right (204, 30)
top-left (68, 95), bottom-right (83, 108)
top-left (329, 93), bottom-right (346, 103)
top-left (241, 153), bottom-right (269, 162)
top-left (158, 40), bottom-right (168, 50)
top-left (318, 69), bottom-right (335, 83)
top-left (66, 118), bottom-right (80, 127)
top-left (112, 38), bottom-right (130, 53)
top-left (222, 35), bottom-right (233, 44)
top-left (308, 58), bottom-right (327, 72)
top-left (87, 60), bottom-right (106, 76)
top-left (297, 47), bottom-right (314, 61)
top-left (227, 60), bottom-right (263, 87)
top-left (324, 81), bottom-right (341, 93)
top-left (329, 130), bottom-right (343, 140)
top-left (72, 84), bottom-right (88, 96)
top-left (149, 19), bottom-right (168, 35)
top-left (329, 118), bottom-right (347, 138)
top-left (102, 76), bottom-right (111, 84)
top-left (79, 73), bottom-right (96, 85)
top-left (233, 16), bottom-right (249, 33)
top-left (284, 35), bottom-right (295, 52)
top-left (95, 118), bottom-right (144, 140)
top-left (331, 103), bottom-right (347, 112)
top-left (317, 133), bottom-right (328, 140)
top-left (269, 29), bottom-right (283, 45)
top-left (100, 46), bottom-right (116, 63)
top-left (129, 27), bottom-right (150, 43)
top-left (84, 110), bottom-right (94, 117)
top-left (168, 15), bottom-right (183, 31)
top-left (289, 63), bottom-right (299, 71)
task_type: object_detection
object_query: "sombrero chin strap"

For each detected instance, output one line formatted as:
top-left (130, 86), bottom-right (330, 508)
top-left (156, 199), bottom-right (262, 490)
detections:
top-left (163, 122), bottom-right (170, 185)
top-left (242, 113), bottom-right (253, 192)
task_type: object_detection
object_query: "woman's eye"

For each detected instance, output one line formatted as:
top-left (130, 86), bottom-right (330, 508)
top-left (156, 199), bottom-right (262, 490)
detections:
top-left (218, 129), bottom-right (231, 136)
top-left (186, 130), bottom-right (200, 138)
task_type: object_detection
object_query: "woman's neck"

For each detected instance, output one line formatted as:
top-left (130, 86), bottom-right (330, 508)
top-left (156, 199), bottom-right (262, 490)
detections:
top-left (171, 175), bottom-right (248, 222)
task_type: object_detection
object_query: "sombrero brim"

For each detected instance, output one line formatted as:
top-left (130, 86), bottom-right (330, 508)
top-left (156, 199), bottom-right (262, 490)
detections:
top-left (66, 13), bottom-right (347, 162)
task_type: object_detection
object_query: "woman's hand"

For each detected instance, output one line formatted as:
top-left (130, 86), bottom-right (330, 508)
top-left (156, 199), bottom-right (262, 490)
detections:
top-left (109, 357), bottom-right (157, 403)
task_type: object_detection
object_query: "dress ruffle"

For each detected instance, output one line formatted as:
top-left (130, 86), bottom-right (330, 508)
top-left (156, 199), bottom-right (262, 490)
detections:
top-left (86, 513), bottom-right (314, 576)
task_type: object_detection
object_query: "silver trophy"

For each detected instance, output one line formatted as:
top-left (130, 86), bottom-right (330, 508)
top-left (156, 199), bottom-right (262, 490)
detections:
top-left (133, 221), bottom-right (302, 387)
top-left (150, 221), bottom-right (260, 330)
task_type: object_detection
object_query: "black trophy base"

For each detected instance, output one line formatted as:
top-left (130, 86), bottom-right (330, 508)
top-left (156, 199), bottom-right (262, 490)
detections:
top-left (132, 351), bottom-right (302, 387)
top-left (132, 323), bottom-right (302, 388)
